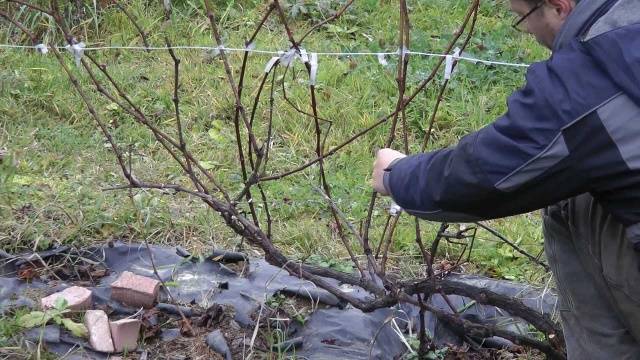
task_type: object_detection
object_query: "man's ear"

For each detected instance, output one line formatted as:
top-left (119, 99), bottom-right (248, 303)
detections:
top-left (547, 0), bottom-right (576, 19)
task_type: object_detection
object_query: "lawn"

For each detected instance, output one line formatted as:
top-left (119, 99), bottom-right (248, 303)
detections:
top-left (1, 0), bottom-right (550, 286)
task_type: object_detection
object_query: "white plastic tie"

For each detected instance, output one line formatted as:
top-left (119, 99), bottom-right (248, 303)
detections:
top-left (444, 47), bottom-right (461, 80)
top-left (163, 0), bottom-right (171, 12)
top-left (397, 46), bottom-right (409, 61)
top-left (245, 41), bottom-right (256, 51)
top-left (309, 52), bottom-right (318, 86)
top-left (264, 56), bottom-right (279, 73)
top-left (377, 53), bottom-right (388, 66)
top-left (65, 42), bottom-right (85, 66)
top-left (389, 202), bottom-right (402, 217)
top-left (299, 48), bottom-right (309, 64)
top-left (34, 43), bottom-right (48, 54)
top-left (279, 48), bottom-right (296, 67)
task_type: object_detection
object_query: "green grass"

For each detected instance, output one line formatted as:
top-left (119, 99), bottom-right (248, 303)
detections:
top-left (1, 0), bottom-right (550, 285)
top-left (0, 309), bottom-right (25, 346)
top-left (0, 307), bottom-right (58, 359)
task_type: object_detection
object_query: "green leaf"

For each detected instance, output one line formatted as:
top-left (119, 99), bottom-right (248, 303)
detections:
top-left (290, 2), bottom-right (307, 17)
top-left (207, 128), bottom-right (224, 142)
top-left (12, 175), bottom-right (34, 186)
top-left (54, 297), bottom-right (68, 311)
top-left (200, 161), bottom-right (218, 170)
top-left (497, 244), bottom-right (515, 258)
top-left (105, 103), bottom-right (119, 111)
top-left (325, 24), bottom-right (344, 33)
top-left (425, 352), bottom-right (438, 360)
top-left (18, 311), bottom-right (53, 328)
top-left (61, 318), bottom-right (88, 338)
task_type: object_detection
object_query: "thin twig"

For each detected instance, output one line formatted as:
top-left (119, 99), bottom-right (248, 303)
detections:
top-left (6, 0), bottom-right (53, 16)
top-left (365, 0), bottom-right (412, 271)
top-left (115, 1), bottom-right (150, 50)
top-left (231, 4), bottom-right (275, 227)
top-left (0, 10), bottom-right (38, 44)
top-left (476, 222), bottom-right (550, 271)
top-left (314, 187), bottom-right (379, 281)
top-left (165, 38), bottom-right (203, 194)
top-left (298, 0), bottom-right (355, 42)
top-left (203, 0), bottom-right (261, 155)
top-left (49, 45), bottom-right (132, 184)
top-left (143, 239), bottom-right (195, 336)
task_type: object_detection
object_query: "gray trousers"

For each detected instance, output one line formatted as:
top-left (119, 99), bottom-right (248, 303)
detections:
top-left (543, 194), bottom-right (640, 359)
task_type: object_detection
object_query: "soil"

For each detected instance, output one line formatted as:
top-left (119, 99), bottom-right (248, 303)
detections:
top-left (144, 303), bottom-right (271, 360)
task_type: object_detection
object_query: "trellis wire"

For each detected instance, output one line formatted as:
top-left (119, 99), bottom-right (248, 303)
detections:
top-left (0, 43), bottom-right (530, 68)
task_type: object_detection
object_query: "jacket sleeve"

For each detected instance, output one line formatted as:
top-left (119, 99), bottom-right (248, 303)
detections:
top-left (384, 41), bottom-right (623, 222)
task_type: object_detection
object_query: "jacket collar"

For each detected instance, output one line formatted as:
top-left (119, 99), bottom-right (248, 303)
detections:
top-left (553, 0), bottom-right (609, 50)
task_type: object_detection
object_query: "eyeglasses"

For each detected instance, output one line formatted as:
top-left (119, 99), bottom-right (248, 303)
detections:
top-left (511, 0), bottom-right (545, 32)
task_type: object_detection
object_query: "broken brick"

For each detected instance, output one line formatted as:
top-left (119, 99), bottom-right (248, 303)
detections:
top-left (85, 310), bottom-right (114, 353)
top-left (41, 286), bottom-right (92, 311)
top-left (110, 271), bottom-right (160, 308)
top-left (109, 318), bottom-right (141, 353)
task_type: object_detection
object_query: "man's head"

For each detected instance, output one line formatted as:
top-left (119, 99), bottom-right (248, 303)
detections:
top-left (510, 0), bottom-right (577, 49)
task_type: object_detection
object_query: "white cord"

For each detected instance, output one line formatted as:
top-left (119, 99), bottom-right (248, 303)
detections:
top-left (0, 43), bottom-right (531, 68)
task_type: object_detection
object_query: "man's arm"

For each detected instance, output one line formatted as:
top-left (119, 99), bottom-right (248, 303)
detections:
top-left (372, 41), bottom-right (622, 222)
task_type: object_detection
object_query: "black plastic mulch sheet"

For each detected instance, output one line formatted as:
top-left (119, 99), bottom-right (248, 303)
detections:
top-left (0, 242), bottom-right (558, 359)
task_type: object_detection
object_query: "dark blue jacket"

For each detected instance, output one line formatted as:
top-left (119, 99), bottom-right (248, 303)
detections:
top-left (384, 0), bottom-right (640, 244)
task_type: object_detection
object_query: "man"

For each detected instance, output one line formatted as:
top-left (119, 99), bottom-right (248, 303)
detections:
top-left (371, 0), bottom-right (640, 358)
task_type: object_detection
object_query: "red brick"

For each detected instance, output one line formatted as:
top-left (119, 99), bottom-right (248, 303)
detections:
top-left (109, 318), bottom-right (141, 352)
top-left (41, 286), bottom-right (92, 311)
top-left (85, 310), bottom-right (114, 353)
top-left (110, 271), bottom-right (160, 308)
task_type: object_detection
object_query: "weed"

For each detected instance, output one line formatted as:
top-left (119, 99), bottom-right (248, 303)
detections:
top-left (17, 298), bottom-right (87, 338)
top-left (0, 307), bottom-right (59, 359)
top-left (306, 254), bottom-right (354, 273)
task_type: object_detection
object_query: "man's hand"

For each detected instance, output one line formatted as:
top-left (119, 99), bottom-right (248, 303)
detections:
top-left (372, 148), bottom-right (406, 196)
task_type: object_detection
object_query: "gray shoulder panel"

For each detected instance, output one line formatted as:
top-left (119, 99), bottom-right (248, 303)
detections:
top-left (597, 94), bottom-right (640, 170)
top-left (494, 134), bottom-right (570, 192)
top-left (584, 0), bottom-right (640, 40)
